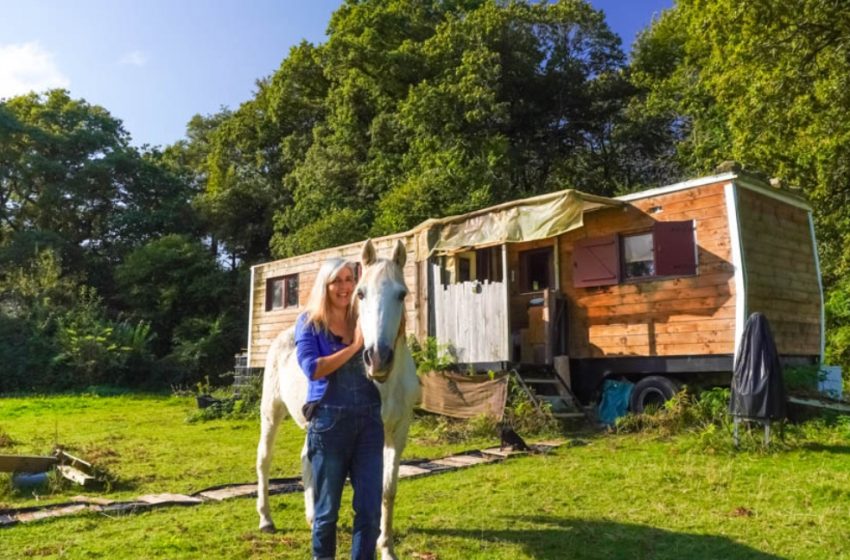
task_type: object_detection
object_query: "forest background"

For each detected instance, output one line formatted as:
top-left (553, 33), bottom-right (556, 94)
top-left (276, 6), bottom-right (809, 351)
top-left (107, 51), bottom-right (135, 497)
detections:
top-left (2, 0), bottom-right (849, 392)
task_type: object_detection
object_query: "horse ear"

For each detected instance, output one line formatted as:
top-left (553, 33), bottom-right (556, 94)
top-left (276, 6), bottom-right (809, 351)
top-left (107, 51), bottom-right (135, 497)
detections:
top-left (361, 239), bottom-right (376, 266)
top-left (392, 239), bottom-right (407, 268)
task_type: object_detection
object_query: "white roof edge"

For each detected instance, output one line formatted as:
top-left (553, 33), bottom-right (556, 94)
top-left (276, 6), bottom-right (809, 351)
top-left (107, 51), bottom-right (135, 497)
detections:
top-left (616, 171), bottom-right (812, 211)
top-left (732, 176), bottom-right (812, 211)
top-left (615, 173), bottom-right (738, 202)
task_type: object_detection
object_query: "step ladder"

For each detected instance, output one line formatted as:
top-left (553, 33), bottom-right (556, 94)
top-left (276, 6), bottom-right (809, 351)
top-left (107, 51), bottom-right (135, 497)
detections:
top-left (511, 366), bottom-right (589, 421)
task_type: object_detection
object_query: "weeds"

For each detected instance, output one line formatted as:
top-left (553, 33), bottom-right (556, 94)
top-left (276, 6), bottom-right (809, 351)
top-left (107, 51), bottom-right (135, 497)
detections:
top-left (408, 336), bottom-right (456, 374)
top-left (503, 375), bottom-right (560, 436)
top-left (616, 387), bottom-right (732, 438)
top-left (783, 364), bottom-right (826, 397)
top-left (184, 372), bottom-right (262, 423)
top-left (0, 426), bottom-right (15, 448)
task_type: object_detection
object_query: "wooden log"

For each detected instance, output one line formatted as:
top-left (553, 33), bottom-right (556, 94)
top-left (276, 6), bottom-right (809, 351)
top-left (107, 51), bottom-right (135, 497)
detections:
top-left (0, 454), bottom-right (57, 473)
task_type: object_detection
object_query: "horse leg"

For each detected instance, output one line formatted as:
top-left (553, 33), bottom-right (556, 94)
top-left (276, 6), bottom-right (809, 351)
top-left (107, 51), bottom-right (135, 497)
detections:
top-left (256, 399), bottom-right (284, 532)
top-left (378, 418), bottom-right (411, 560)
top-left (301, 434), bottom-right (314, 527)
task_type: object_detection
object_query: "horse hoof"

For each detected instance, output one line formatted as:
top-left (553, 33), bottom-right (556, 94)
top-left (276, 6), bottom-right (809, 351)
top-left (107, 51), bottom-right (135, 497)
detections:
top-left (259, 523), bottom-right (276, 534)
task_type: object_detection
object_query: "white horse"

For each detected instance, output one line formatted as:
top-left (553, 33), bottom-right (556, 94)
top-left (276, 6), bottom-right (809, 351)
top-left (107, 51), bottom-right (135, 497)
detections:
top-left (256, 239), bottom-right (421, 560)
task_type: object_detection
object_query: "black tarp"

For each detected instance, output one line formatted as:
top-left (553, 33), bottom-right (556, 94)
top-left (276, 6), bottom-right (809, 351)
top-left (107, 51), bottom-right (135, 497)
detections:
top-left (729, 312), bottom-right (788, 420)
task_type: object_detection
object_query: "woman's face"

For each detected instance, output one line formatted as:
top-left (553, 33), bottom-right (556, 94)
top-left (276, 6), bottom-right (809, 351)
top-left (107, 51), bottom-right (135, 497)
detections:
top-left (327, 265), bottom-right (356, 311)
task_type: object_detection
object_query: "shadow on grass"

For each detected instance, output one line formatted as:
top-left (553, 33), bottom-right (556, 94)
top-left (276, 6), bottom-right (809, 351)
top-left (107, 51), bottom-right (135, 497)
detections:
top-left (801, 443), bottom-right (850, 454)
top-left (418, 515), bottom-right (787, 560)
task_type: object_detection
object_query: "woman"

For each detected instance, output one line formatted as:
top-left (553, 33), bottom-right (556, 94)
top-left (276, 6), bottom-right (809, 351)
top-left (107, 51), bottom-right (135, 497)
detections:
top-left (295, 258), bottom-right (383, 560)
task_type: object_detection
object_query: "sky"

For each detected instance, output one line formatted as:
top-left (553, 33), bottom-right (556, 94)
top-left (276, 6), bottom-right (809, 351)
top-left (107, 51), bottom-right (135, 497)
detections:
top-left (0, 0), bottom-right (673, 149)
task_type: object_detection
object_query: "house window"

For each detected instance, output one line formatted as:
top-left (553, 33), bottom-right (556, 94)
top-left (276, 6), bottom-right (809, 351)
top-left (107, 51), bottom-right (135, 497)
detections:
top-left (519, 247), bottom-right (553, 292)
top-left (266, 274), bottom-right (299, 311)
top-left (623, 232), bottom-right (655, 279)
top-left (572, 221), bottom-right (696, 288)
top-left (475, 246), bottom-right (503, 282)
top-left (457, 257), bottom-right (472, 283)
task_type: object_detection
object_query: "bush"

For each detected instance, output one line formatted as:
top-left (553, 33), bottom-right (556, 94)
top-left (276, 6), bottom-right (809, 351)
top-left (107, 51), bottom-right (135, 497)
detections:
top-left (615, 387), bottom-right (732, 437)
top-left (408, 335), bottom-right (456, 374)
top-left (185, 373), bottom-right (262, 423)
top-left (783, 364), bottom-right (826, 397)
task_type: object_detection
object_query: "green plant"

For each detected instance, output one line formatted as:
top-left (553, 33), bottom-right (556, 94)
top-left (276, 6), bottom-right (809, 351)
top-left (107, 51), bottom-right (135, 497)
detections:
top-left (0, 426), bottom-right (14, 448)
top-left (503, 375), bottom-right (560, 437)
top-left (616, 387), bottom-right (732, 437)
top-left (783, 364), bottom-right (826, 396)
top-left (408, 335), bottom-right (457, 374)
top-left (186, 373), bottom-right (263, 423)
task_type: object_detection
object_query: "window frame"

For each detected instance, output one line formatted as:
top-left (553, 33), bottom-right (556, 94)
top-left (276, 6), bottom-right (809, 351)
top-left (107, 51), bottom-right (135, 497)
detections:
top-left (266, 273), bottom-right (299, 311)
top-left (621, 230), bottom-right (656, 281)
top-left (518, 246), bottom-right (554, 293)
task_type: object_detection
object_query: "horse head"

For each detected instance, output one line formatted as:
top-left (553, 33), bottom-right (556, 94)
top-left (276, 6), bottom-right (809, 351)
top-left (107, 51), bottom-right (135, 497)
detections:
top-left (356, 239), bottom-right (408, 383)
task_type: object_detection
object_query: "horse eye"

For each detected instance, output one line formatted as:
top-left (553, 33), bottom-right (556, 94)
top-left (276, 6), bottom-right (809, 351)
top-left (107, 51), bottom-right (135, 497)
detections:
top-left (398, 291), bottom-right (407, 301)
top-left (357, 290), bottom-right (365, 300)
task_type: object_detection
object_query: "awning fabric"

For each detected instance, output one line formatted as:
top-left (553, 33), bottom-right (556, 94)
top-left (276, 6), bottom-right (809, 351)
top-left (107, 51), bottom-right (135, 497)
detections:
top-left (414, 190), bottom-right (621, 259)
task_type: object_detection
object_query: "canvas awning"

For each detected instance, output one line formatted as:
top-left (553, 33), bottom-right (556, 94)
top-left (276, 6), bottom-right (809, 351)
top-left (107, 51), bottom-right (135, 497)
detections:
top-left (413, 189), bottom-right (623, 260)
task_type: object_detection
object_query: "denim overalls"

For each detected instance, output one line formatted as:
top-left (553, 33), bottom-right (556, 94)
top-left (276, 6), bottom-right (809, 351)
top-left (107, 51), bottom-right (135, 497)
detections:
top-left (308, 348), bottom-right (384, 560)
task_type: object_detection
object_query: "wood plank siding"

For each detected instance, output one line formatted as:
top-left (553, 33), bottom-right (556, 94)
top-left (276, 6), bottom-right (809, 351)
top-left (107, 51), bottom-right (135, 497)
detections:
top-left (558, 182), bottom-right (737, 358)
top-left (736, 187), bottom-right (821, 356)
top-left (249, 235), bottom-right (422, 368)
top-left (247, 174), bottom-right (822, 369)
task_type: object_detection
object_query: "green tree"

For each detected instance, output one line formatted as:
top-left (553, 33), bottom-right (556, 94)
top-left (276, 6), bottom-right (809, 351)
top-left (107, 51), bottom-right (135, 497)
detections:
top-left (630, 0), bottom-right (850, 282)
top-left (114, 235), bottom-right (241, 383)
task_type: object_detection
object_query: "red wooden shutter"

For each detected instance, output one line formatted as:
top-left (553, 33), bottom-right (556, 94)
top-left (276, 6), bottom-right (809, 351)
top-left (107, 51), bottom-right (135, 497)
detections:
top-left (573, 235), bottom-right (620, 287)
top-left (654, 220), bottom-right (696, 276)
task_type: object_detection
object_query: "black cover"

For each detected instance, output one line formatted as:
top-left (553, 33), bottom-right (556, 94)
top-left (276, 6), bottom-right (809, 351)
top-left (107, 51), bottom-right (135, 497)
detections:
top-left (729, 312), bottom-right (788, 420)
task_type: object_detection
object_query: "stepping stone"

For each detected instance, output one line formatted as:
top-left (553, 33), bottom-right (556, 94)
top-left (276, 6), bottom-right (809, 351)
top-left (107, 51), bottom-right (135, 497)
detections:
top-left (480, 447), bottom-right (527, 458)
top-left (397, 464), bottom-right (432, 478)
top-left (431, 455), bottom-right (492, 468)
top-left (17, 504), bottom-right (89, 522)
top-left (198, 485), bottom-right (257, 501)
top-left (71, 496), bottom-right (114, 506)
top-left (0, 514), bottom-right (17, 527)
top-left (136, 494), bottom-right (203, 506)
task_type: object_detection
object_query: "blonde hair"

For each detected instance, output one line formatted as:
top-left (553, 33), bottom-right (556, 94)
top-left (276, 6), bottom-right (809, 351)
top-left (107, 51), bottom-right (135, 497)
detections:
top-left (304, 258), bottom-right (358, 332)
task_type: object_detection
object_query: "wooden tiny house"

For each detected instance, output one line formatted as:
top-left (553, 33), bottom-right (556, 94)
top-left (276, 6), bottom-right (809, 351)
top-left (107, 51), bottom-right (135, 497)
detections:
top-left (248, 170), bottom-right (823, 404)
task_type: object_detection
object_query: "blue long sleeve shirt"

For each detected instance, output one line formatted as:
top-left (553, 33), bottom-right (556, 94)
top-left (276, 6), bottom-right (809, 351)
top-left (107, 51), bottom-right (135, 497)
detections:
top-left (294, 312), bottom-right (350, 403)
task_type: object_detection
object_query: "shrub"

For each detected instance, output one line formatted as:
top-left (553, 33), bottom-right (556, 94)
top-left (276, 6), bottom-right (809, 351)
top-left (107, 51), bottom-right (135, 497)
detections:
top-left (615, 387), bottom-right (732, 437)
top-left (185, 373), bottom-right (262, 423)
top-left (408, 335), bottom-right (456, 374)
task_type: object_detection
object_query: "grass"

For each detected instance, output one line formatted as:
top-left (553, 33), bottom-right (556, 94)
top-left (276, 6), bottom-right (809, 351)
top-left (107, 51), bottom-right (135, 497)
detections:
top-left (1, 394), bottom-right (850, 559)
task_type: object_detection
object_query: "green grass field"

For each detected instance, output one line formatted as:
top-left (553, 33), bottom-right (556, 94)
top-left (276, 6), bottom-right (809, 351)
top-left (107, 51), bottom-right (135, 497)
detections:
top-left (1, 394), bottom-right (850, 559)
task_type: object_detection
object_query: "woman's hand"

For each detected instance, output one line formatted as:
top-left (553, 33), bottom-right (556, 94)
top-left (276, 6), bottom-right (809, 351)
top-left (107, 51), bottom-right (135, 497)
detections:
top-left (352, 324), bottom-right (364, 351)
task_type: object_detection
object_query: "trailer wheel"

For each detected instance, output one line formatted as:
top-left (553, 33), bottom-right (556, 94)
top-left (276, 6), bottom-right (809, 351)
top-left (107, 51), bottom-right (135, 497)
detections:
top-left (629, 376), bottom-right (681, 413)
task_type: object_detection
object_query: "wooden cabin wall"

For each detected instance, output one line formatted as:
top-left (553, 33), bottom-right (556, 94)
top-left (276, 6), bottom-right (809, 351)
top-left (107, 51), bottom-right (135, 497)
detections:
top-left (558, 181), bottom-right (737, 358)
top-left (249, 235), bottom-right (420, 368)
top-left (737, 188), bottom-right (821, 356)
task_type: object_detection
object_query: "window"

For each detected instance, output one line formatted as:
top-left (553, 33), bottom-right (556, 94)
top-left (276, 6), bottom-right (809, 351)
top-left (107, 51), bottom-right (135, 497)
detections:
top-left (572, 221), bottom-right (696, 288)
top-left (519, 247), bottom-right (553, 292)
top-left (623, 232), bottom-right (655, 279)
top-left (457, 257), bottom-right (472, 283)
top-left (475, 246), bottom-right (503, 283)
top-left (266, 274), bottom-right (299, 311)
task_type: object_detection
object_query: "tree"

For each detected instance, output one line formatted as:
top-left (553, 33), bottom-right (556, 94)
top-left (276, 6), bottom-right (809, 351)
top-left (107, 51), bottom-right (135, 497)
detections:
top-left (0, 90), bottom-right (199, 296)
top-left (114, 235), bottom-right (242, 382)
top-left (630, 0), bottom-right (850, 282)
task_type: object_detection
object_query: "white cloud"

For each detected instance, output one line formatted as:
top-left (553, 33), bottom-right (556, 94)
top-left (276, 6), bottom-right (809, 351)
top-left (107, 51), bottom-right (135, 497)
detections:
top-left (118, 50), bottom-right (148, 67)
top-left (0, 42), bottom-right (70, 99)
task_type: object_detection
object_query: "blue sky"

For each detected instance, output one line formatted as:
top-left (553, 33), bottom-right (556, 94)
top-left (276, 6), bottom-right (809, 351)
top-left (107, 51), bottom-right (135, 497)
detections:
top-left (0, 0), bottom-right (672, 149)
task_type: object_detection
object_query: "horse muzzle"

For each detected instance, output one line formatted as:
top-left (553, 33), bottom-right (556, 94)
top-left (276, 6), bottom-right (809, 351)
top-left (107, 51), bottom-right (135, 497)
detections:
top-left (363, 344), bottom-right (394, 383)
